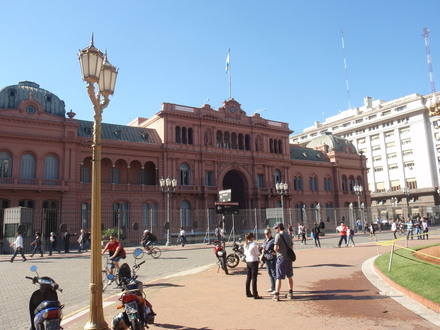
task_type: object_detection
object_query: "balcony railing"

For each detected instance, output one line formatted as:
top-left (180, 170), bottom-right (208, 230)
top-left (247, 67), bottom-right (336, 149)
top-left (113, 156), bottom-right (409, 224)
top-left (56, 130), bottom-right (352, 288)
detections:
top-left (0, 177), bottom-right (67, 190)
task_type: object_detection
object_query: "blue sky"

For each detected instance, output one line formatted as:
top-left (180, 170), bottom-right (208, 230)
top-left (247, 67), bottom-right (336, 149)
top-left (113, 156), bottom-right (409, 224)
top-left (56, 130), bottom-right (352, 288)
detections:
top-left (1, 1), bottom-right (439, 134)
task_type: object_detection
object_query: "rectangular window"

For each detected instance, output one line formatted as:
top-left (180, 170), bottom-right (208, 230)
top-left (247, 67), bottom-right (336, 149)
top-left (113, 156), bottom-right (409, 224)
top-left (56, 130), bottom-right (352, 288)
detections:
top-left (382, 110), bottom-right (391, 116)
top-left (369, 114), bottom-right (377, 120)
top-left (143, 203), bottom-right (157, 227)
top-left (372, 145), bottom-right (381, 151)
top-left (81, 166), bottom-right (91, 183)
top-left (403, 150), bottom-right (413, 157)
top-left (373, 156), bottom-right (382, 162)
top-left (406, 178), bottom-right (417, 189)
top-left (374, 166), bottom-right (383, 172)
top-left (390, 180), bottom-right (401, 191)
top-left (385, 131), bottom-right (394, 138)
top-left (402, 139), bottom-right (411, 145)
top-left (404, 161), bottom-right (415, 168)
top-left (376, 182), bottom-right (385, 193)
top-left (113, 203), bottom-right (129, 228)
top-left (205, 171), bottom-right (214, 186)
top-left (357, 138), bottom-right (365, 144)
top-left (389, 164), bottom-right (398, 170)
top-left (386, 141), bottom-right (396, 148)
top-left (371, 135), bottom-right (380, 141)
top-left (387, 153), bottom-right (397, 159)
top-left (257, 174), bottom-right (264, 188)
top-left (400, 127), bottom-right (410, 134)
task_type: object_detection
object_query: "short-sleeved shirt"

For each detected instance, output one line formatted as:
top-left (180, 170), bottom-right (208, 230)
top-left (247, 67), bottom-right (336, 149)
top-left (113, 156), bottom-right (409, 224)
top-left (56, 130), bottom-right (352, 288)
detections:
top-left (274, 231), bottom-right (292, 259)
top-left (104, 240), bottom-right (122, 256)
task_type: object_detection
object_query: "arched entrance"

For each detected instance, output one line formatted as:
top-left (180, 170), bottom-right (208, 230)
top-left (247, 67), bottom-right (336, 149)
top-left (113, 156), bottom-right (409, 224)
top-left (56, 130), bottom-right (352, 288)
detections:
top-left (222, 170), bottom-right (248, 208)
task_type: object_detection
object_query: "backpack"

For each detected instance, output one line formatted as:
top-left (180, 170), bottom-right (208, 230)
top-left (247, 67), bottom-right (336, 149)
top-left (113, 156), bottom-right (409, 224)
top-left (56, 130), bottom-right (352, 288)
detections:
top-left (150, 234), bottom-right (157, 242)
top-left (119, 247), bottom-right (126, 259)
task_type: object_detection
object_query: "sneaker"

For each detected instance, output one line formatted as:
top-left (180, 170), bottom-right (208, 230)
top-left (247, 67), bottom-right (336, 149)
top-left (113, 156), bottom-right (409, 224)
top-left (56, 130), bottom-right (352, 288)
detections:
top-left (272, 292), bottom-right (280, 301)
top-left (266, 289), bottom-right (273, 292)
top-left (286, 291), bottom-right (294, 299)
top-left (270, 290), bottom-right (276, 295)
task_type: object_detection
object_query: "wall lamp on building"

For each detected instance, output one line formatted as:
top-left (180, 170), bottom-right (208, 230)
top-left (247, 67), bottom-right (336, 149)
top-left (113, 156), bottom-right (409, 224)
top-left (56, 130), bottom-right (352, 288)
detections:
top-left (275, 182), bottom-right (288, 222)
top-left (79, 35), bottom-right (118, 330)
top-left (403, 187), bottom-right (411, 218)
top-left (160, 177), bottom-right (177, 246)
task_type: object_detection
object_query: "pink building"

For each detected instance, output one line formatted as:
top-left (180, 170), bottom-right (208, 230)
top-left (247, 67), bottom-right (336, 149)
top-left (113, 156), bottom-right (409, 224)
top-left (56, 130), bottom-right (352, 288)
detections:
top-left (0, 81), bottom-right (369, 251)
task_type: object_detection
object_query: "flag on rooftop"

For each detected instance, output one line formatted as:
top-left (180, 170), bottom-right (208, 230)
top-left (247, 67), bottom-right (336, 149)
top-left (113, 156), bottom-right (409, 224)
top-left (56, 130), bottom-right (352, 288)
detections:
top-left (225, 49), bottom-right (230, 73)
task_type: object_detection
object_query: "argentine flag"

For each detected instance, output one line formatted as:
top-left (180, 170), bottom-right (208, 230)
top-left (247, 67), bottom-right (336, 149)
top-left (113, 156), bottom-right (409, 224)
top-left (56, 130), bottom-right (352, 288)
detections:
top-left (225, 49), bottom-right (230, 73)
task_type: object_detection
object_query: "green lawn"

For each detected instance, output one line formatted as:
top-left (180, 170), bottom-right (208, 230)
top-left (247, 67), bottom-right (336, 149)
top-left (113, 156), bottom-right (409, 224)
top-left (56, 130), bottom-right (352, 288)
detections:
top-left (375, 244), bottom-right (440, 305)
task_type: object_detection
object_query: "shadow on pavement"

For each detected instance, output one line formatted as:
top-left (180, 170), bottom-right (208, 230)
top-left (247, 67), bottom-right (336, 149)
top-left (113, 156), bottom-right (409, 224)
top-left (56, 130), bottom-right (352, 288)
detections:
top-left (146, 283), bottom-right (184, 288)
top-left (301, 263), bottom-right (354, 268)
top-left (154, 323), bottom-right (212, 329)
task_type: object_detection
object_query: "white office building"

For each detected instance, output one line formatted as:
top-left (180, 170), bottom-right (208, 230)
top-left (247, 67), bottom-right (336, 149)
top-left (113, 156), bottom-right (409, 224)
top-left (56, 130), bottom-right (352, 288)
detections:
top-left (290, 92), bottom-right (440, 221)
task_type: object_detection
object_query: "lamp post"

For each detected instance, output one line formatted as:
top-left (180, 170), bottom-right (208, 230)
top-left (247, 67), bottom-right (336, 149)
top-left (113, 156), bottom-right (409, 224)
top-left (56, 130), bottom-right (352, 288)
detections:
top-left (275, 182), bottom-right (288, 222)
top-left (160, 177), bottom-right (177, 246)
top-left (353, 185), bottom-right (363, 222)
top-left (79, 35), bottom-right (118, 330)
top-left (391, 197), bottom-right (398, 220)
top-left (402, 187), bottom-right (411, 218)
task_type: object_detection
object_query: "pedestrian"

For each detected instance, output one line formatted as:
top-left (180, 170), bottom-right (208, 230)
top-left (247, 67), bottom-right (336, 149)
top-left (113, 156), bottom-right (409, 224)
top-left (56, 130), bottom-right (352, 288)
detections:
top-left (262, 228), bottom-right (277, 294)
top-left (356, 218), bottom-right (362, 231)
top-left (288, 225), bottom-right (295, 242)
top-left (297, 223), bottom-right (303, 240)
top-left (63, 229), bottom-right (76, 253)
top-left (422, 218), bottom-right (429, 240)
top-left (48, 232), bottom-right (61, 255)
top-left (347, 226), bottom-right (355, 247)
top-left (214, 225), bottom-right (222, 241)
top-left (319, 220), bottom-right (325, 236)
top-left (311, 223), bottom-right (321, 248)
top-left (415, 217), bottom-right (422, 239)
top-left (336, 222), bottom-right (348, 247)
top-left (10, 231), bottom-right (27, 262)
top-left (300, 226), bottom-right (307, 245)
top-left (30, 232), bottom-right (43, 257)
top-left (77, 229), bottom-right (87, 252)
top-left (272, 222), bottom-right (294, 301)
top-left (243, 232), bottom-right (262, 299)
top-left (391, 219), bottom-right (398, 239)
top-left (179, 227), bottom-right (187, 247)
top-left (406, 218), bottom-right (414, 240)
top-left (369, 222), bottom-right (377, 239)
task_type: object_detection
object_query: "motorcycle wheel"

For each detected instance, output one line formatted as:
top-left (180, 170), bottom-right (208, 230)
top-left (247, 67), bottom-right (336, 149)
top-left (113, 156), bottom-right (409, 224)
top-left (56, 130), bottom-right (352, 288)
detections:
top-left (130, 318), bottom-right (144, 330)
top-left (226, 254), bottom-right (239, 268)
top-left (220, 255), bottom-right (229, 275)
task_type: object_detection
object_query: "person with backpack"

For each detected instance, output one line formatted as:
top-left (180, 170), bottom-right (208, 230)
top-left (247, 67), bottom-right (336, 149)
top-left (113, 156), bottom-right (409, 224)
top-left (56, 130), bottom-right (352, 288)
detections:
top-left (48, 232), bottom-right (61, 255)
top-left (30, 232), bottom-right (43, 257)
top-left (141, 229), bottom-right (157, 252)
top-left (347, 225), bottom-right (355, 247)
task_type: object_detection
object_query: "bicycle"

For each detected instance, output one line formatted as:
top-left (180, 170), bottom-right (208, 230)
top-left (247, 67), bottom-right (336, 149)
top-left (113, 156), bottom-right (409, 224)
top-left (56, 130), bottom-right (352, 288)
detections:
top-left (141, 244), bottom-right (162, 259)
top-left (102, 257), bottom-right (121, 292)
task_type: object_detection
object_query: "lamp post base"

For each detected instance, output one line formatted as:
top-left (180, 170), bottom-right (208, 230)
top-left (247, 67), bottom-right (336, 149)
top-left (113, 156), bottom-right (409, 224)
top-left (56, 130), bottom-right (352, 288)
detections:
top-left (165, 241), bottom-right (171, 246)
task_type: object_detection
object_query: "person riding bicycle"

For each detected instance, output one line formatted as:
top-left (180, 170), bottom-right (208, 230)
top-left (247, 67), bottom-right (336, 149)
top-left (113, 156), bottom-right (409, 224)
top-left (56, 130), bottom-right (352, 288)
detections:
top-left (141, 229), bottom-right (157, 252)
top-left (102, 235), bottom-right (124, 274)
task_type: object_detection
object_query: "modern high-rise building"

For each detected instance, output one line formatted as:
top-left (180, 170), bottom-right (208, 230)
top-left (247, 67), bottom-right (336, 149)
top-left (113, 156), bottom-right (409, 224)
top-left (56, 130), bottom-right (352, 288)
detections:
top-left (291, 92), bottom-right (440, 221)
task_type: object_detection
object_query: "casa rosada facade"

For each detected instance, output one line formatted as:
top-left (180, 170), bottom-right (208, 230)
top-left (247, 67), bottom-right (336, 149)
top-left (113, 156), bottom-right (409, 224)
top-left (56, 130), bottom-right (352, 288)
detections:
top-left (0, 81), bottom-right (369, 247)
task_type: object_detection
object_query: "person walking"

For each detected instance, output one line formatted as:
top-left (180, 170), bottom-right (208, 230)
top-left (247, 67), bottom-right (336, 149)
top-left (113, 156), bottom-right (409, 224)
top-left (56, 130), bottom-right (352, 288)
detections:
top-left (391, 220), bottom-right (398, 239)
top-left (77, 229), bottom-right (87, 252)
top-left (300, 225), bottom-right (307, 245)
top-left (63, 229), bottom-right (76, 253)
top-left (369, 222), bottom-right (377, 239)
top-left (262, 228), bottom-right (277, 294)
top-left (273, 222), bottom-right (294, 301)
top-left (48, 232), bottom-right (61, 255)
top-left (336, 222), bottom-right (348, 247)
top-left (30, 232), bottom-right (43, 257)
top-left (311, 223), bottom-right (321, 248)
top-left (347, 226), bottom-right (355, 247)
top-left (10, 232), bottom-right (27, 262)
top-left (422, 218), bottom-right (429, 240)
top-left (406, 218), bottom-right (414, 240)
top-left (179, 227), bottom-right (187, 247)
top-left (243, 232), bottom-right (262, 299)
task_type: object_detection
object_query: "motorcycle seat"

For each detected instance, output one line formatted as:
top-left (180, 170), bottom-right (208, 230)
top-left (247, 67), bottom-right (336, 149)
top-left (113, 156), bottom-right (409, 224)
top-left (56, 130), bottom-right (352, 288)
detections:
top-left (34, 300), bottom-right (61, 314)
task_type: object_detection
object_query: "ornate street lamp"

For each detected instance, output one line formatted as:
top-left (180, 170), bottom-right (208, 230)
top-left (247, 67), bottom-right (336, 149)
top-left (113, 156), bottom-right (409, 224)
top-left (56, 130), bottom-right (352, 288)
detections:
top-left (403, 187), bottom-right (410, 218)
top-left (79, 35), bottom-right (118, 330)
top-left (353, 185), bottom-right (363, 222)
top-left (275, 182), bottom-right (288, 222)
top-left (160, 177), bottom-right (177, 246)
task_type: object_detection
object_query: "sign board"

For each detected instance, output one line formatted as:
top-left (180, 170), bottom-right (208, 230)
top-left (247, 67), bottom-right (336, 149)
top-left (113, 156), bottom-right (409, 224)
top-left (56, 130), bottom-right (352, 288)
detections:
top-left (215, 202), bottom-right (239, 214)
top-left (219, 189), bottom-right (232, 202)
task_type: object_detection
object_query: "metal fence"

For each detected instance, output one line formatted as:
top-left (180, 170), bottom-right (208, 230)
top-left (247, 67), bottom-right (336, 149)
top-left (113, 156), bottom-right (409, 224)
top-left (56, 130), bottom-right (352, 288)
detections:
top-left (2, 203), bottom-right (440, 254)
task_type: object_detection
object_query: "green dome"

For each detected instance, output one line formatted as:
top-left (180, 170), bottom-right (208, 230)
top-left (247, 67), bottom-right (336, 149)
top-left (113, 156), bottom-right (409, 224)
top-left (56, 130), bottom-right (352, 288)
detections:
top-left (306, 132), bottom-right (358, 154)
top-left (0, 81), bottom-right (66, 117)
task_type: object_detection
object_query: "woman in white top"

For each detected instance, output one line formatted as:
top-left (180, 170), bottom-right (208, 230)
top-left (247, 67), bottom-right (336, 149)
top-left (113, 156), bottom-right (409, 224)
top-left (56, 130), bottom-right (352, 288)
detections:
top-left (10, 232), bottom-right (27, 262)
top-left (391, 220), bottom-right (398, 239)
top-left (243, 232), bottom-right (262, 299)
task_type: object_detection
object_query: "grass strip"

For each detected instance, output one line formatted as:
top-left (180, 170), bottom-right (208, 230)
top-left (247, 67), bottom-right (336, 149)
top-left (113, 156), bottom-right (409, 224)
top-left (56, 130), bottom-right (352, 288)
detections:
top-left (375, 243), bottom-right (440, 305)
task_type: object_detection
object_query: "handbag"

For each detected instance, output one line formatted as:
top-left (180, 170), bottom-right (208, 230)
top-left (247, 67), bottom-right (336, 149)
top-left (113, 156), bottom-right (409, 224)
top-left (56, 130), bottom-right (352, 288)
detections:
top-left (280, 234), bottom-right (296, 262)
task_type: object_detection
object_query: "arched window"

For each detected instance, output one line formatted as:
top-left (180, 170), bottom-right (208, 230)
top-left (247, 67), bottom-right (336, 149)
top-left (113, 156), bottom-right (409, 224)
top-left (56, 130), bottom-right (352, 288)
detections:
top-left (294, 176), bottom-right (303, 191)
top-left (216, 131), bottom-right (223, 148)
top-left (341, 175), bottom-right (348, 192)
top-left (278, 139), bottom-right (283, 154)
top-left (309, 176), bottom-right (318, 191)
top-left (356, 176), bottom-right (362, 186)
top-left (20, 153), bottom-right (36, 183)
top-left (0, 151), bottom-right (12, 178)
top-left (269, 138), bottom-right (274, 153)
top-left (175, 126), bottom-right (181, 143)
top-left (113, 202), bottom-right (130, 228)
top-left (238, 133), bottom-right (244, 150)
top-left (44, 155), bottom-right (59, 183)
top-left (182, 127), bottom-right (187, 144)
top-left (349, 176), bottom-right (355, 192)
top-left (245, 134), bottom-right (251, 151)
top-left (274, 169), bottom-right (281, 184)
top-left (180, 200), bottom-right (191, 227)
top-left (180, 163), bottom-right (190, 185)
top-left (231, 133), bottom-right (237, 149)
top-left (224, 132), bottom-right (230, 149)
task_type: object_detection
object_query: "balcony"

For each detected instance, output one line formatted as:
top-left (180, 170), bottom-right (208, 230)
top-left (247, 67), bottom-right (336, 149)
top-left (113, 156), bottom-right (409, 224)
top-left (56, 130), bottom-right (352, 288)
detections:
top-left (0, 177), bottom-right (68, 191)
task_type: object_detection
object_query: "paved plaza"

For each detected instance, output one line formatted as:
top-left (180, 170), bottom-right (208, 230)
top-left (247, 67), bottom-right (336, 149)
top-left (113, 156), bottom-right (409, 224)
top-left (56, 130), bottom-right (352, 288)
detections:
top-left (1, 230), bottom-right (439, 329)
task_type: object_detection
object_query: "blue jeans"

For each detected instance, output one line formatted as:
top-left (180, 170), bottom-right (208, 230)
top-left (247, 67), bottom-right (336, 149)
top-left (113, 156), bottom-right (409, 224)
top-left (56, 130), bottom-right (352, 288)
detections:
top-left (266, 258), bottom-right (277, 291)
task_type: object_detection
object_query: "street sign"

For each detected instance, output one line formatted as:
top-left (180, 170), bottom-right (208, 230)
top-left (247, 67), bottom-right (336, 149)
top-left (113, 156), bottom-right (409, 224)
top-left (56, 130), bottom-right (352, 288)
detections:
top-left (215, 202), bottom-right (239, 214)
top-left (219, 189), bottom-right (232, 202)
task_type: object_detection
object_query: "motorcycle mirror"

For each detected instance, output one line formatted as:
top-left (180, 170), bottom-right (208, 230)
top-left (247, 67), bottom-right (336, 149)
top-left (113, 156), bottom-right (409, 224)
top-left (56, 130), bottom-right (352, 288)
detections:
top-left (133, 248), bottom-right (143, 259)
top-left (107, 274), bottom-right (115, 281)
top-left (30, 265), bottom-right (37, 273)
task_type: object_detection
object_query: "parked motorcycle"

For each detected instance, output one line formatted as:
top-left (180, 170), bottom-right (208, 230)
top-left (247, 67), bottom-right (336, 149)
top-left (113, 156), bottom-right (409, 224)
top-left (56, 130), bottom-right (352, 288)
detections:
top-left (213, 240), bottom-right (229, 275)
top-left (26, 265), bottom-right (64, 330)
top-left (111, 248), bottom-right (156, 330)
top-left (226, 240), bottom-right (244, 268)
